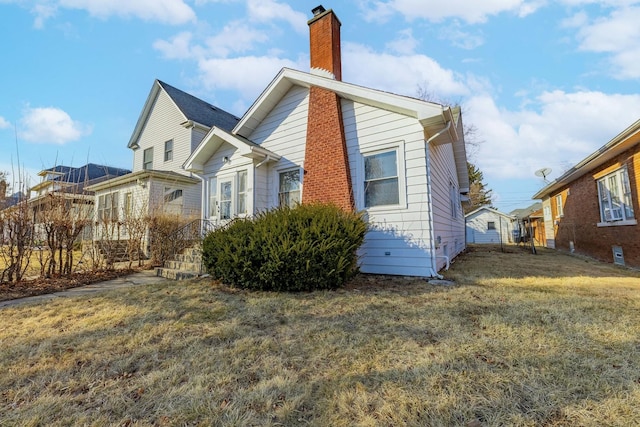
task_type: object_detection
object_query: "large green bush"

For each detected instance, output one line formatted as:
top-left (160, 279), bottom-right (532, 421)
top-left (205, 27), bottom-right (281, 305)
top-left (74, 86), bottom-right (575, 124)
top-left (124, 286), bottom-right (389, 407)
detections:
top-left (202, 203), bottom-right (367, 291)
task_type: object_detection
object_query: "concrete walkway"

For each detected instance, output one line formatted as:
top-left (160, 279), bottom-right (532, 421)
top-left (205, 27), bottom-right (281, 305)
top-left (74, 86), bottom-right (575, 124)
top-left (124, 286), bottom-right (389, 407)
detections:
top-left (0, 270), bottom-right (169, 309)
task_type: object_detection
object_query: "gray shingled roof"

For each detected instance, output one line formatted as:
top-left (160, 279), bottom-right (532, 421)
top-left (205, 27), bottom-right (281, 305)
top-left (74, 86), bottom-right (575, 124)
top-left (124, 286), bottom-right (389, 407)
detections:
top-left (157, 80), bottom-right (239, 131)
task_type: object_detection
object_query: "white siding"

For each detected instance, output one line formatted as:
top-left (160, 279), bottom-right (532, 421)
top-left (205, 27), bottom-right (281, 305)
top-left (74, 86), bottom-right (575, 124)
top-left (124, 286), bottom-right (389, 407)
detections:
top-left (200, 142), bottom-right (255, 224)
top-left (251, 86), bottom-right (309, 210)
top-left (93, 181), bottom-right (149, 242)
top-left (429, 141), bottom-right (466, 268)
top-left (342, 99), bottom-right (436, 277)
top-left (131, 89), bottom-right (193, 176)
top-left (465, 209), bottom-right (514, 244)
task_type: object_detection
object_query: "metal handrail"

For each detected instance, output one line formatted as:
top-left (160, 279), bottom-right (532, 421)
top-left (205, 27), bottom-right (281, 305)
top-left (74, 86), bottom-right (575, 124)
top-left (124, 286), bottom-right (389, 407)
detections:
top-left (160, 219), bottom-right (218, 265)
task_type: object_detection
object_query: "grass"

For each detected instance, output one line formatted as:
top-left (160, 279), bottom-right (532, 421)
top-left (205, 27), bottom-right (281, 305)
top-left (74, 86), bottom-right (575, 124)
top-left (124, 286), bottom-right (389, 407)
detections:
top-left (1, 245), bottom-right (639, 426)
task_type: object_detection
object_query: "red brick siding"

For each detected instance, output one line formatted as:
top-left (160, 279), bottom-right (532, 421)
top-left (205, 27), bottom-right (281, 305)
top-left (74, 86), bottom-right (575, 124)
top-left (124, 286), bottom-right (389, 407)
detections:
top-left (551, 144), bottom-right (640, 266)
top-left (303, 86), bottom-right (354, 211)
top-left (308, 10), bottom-right (342, 80)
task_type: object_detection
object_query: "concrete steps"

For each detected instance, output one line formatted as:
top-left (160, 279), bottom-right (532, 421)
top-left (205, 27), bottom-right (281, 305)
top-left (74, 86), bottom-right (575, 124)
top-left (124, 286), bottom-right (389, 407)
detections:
top-left (156, 246), bottom-right (204, 280)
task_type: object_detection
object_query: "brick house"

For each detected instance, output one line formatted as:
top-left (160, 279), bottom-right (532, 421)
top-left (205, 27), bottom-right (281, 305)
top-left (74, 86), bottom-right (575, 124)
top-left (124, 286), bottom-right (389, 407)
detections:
top-left (533, 118), bottom-right (640, 267)
top-left (183, 6), bottom-right (469, 277)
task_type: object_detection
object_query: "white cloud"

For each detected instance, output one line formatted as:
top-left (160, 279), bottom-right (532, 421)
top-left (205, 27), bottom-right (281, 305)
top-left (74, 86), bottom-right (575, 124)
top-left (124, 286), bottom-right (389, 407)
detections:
top-left (360, 0), bottom-right (542, 23)
top-left (246, 0), bottom-right (307, 34)
top-left (573, 6), bottom-right (640, 78)
top-left (197, 55), bottom-right (304, 99)
top-left (21, 0), bottom-right (196, 27)
top-left (0, 117), bottom-right (11, 129)
top-left (465, 90), bottom-right (640, 181)
top-left (19, 107), bottom-right (92, 144)
top-left (438, 22), bottom-right (485, 49)
top-left (342, 42), bottom-right (469, 99)
top-left (204, 21), bottom-right (269, 57)
top-left (154, 32), bottom-right (198, 60)
top-left (385, 28), bottom-right (419, 55)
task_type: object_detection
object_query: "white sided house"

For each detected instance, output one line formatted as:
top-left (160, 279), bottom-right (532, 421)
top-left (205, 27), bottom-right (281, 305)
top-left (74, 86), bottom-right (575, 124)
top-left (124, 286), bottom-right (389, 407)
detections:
top-left (87, 80), bottom-right (239, 253)
top-left (184, 6), bottom-right (469, 277)
top-left (465, 206), bottom-right (515, 244)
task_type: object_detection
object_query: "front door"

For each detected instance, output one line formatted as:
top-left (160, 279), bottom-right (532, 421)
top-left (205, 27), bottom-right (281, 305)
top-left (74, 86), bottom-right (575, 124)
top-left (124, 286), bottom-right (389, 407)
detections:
top-left (218, 177), bottom-right (234, 222)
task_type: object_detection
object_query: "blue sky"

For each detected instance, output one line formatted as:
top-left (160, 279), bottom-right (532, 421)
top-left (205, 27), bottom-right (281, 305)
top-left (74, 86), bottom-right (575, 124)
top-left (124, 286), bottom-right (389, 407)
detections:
top-left (1, 0), bottom-right (639, 212)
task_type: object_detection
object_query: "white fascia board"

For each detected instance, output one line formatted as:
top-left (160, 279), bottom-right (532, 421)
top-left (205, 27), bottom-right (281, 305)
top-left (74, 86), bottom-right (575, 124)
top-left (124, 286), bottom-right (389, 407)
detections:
top-left (183, 127), bottom-right (281, 173)
top-left (533, 119), bottom-right (640, 199)
top-left (234, 68), bottom-right (445, 138)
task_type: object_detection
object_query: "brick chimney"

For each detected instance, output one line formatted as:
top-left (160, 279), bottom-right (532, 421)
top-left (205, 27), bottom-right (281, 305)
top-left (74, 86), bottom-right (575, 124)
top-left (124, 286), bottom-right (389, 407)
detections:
top-left (302, 6), bottom-right (354, 211)
top-left (308, 5), bottom-right (342, 80)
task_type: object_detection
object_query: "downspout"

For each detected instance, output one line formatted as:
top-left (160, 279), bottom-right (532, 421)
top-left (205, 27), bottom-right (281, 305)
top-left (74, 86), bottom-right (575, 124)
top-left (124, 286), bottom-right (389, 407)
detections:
top-left (192, 172), bottom-right (207, 222)
top-left (255, 154), bottom-right (270, 169)
top-left (425, 120), bottom-right (452, 279)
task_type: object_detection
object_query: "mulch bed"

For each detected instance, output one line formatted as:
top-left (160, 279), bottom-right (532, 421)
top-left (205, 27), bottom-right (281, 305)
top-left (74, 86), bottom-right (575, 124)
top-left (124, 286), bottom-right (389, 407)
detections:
top-left (0, 269), bottom-right (138, 302)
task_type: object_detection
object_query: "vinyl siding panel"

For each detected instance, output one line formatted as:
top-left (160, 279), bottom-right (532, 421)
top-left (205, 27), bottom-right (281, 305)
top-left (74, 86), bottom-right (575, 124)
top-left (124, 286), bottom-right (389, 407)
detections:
top-left (428, 141), bottom-right (466, 268)
top-left (251, 86), bottom-right (309, 210)
top-left (342, 99), bottom-right (436, 277)
top-left (199, 142), bottom-right (255, 224)
top-left (465, 209), bottom-right (514, 244)
top-left (131, 89), bottom-right (193, 176)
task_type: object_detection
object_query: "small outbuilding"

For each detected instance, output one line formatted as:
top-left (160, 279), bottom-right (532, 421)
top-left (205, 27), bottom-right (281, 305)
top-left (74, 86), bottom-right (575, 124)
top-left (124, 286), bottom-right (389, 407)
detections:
top-left (465, 206), bottom-right (515, 244)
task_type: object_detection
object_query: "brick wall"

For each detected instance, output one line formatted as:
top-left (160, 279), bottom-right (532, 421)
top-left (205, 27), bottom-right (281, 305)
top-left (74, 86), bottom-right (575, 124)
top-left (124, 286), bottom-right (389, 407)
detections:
top-left (308, 9), bottom-right (342, 80)
top-left (552, 144), bottom-right (640, 267)
top-left (302, 86), bottom-right (354, 211)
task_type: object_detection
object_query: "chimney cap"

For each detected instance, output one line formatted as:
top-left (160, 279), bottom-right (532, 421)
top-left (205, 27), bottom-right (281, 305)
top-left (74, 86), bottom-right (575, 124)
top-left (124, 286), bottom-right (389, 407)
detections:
top-left (312, 5), bottom-right (326, 16)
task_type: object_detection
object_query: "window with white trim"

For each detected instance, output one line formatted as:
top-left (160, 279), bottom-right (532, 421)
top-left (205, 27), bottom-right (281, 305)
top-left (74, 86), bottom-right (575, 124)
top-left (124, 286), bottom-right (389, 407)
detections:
top-left (98, 192), bottom-right (119, 221)
top-left (164, 187), bottom-right (183, 214)
top-left (143, 147), bottom-right (153, 170)
top-left (237, 170), bottom-right (248, 215)
top-left (124, 192), bottom-right (133, 217)
top-left (487, 221), bottom-right (496, 231)
top-left (364, 149), bottom-right (399, 208)
top-left (598, 167), bottom-right (635, 223)
top-left (279, 169), bottom-right (301, 207)
top-left (543, 205), bottom-right (552, 221)
top-left (208, 177), bottom-right (217, 218)
top-left (555, 194), bottom-right (563, 217)
top-left (450, 181), bottom-right (459, 218)
top-left (164, 139), bottom-right (173, 162)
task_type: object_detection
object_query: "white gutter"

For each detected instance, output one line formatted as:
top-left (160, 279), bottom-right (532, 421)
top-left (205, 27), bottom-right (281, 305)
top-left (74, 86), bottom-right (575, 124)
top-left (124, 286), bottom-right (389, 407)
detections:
top-left (425, 120), bottom-right (453, 279)
top-left (255, 155), bottom-right (270, 168)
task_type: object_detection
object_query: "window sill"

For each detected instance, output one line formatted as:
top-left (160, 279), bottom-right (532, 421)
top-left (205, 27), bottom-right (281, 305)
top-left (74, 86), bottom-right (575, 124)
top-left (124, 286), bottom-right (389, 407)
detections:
top-left (597, 219), bottom-right (637, 227)
top-left (365, 203), bottom-right (407, 213)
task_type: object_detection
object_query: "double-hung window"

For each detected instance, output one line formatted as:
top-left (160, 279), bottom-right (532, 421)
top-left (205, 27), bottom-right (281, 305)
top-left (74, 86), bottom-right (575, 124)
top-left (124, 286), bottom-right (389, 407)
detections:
top-left (164, 140), bottom-right (173, 162)
top-left (598, 167), bottom-right (635, 223)
top-left (143, 147), bottom-right (153, 170)
top-left (364, 149), bottom-right (399, 208)
top-left (555, 194), bottom-right (564, 217)
top-left (98, 192), bottom-right (118, 221)
top-left (237, 170), bottom-right (248, 215)
top-left (279, 169), bottom-right (301, 207)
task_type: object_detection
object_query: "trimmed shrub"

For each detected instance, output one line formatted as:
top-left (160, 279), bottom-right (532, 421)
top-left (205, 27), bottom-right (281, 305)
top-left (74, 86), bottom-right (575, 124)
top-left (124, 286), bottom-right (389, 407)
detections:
top-left (202, 203), bottom-right (367, 291)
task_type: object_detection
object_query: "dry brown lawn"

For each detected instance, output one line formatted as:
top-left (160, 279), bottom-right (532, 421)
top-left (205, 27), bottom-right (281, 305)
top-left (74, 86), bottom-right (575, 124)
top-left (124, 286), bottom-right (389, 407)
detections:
top-left (1, 245), bottom-right (639, 426)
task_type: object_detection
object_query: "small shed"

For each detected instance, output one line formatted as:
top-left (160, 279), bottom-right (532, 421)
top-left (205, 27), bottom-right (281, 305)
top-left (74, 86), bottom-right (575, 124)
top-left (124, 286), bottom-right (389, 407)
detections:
top-left (465, 206), bottom-right (516, 244)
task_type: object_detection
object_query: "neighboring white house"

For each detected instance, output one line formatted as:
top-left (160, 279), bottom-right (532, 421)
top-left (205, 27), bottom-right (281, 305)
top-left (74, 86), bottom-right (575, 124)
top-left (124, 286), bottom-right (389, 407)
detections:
top-left (183, 6), bottom-right (469, 277)
top-left (86, 80), bottom-right (239, 252)
top-left (465, 206), bottom-right (515, 244)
